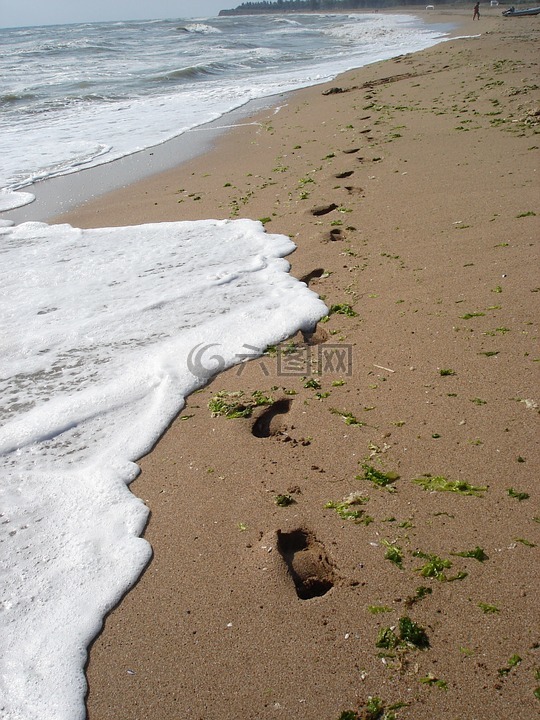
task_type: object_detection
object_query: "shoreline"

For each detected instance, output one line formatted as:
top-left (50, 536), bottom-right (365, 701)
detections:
top-left (32, 8), bottom-right (540, 720)
top-left (0, 95), bottom-right (286, 224)
top-left (1, 7), bottom-right (468, 226)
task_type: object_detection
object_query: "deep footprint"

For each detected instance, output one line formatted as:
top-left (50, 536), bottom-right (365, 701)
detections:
top-left (335, 170), bottom-right (354, 179)
top-left (311, 203), bottom-right (338, 216)
top-left (328, 228), bottom-right (344, 241)
top-left (252, 399), bottom-right (292, 438)
top-left (277, 529), bottom-right (336, 600)
top-left (300, 268), bottom-right (325, 286)
top-left (302, 325), bottom-right (328, 345)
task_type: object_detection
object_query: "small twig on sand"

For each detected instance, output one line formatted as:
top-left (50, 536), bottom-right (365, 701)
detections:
top-left (374, 364), bottom-right (395, 373)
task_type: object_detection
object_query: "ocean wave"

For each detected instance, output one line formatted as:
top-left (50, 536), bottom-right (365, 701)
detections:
top-left (4, 142), bottom-right (112, 192)
top-left (0, 92), bottom-right (39, 106)
top-left (150, 62), bottom-right (231, 83)
top-left (266, 25), bottom-right (317, 36)
top-left (178, 23), bottom-right (221, 34)
top-left (18, 37), bottom-right (120, 59)
top-left (5, 91), bottom-right (128, 122)
top-left (272, 18), bottom-right (303, 25)
top-left (0, 189), bottom-right (35, 212)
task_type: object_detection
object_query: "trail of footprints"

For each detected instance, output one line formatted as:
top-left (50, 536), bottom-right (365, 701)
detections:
top-left (266, 141), bottom-right (377, 594)
top-left (267, 131), bottom-right (384, 599)
top-left (309, 147), bottom-right (369, 242)
top-left (270, 141), bottom-right (375, 597)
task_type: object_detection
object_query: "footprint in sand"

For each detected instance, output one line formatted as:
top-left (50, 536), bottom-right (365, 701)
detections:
top-left (327, 227), bottom-right (344, 242)
top-left (297, 271), bottom-right (329, 343)
top-left (310, 203), bottom-right (338, 217)
top-left (302, 325), bottom-right (328, 345)
top-left (335, 170), bottom-right (354, 179)
top-left (277, 528), bottom-right (336, 600)
top-left (252, 398), bottom-right (292, 438)
top-left (300, 268), bottom-right (325, 286)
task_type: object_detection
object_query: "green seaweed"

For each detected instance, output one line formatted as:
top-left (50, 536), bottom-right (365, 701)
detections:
top-left (325, 492), bottom-right (373, 524)
top-left (452, 546), bottom-right (488, 562)
top-left (399, 617), bottom-right (430, 649)
top-left (376, 617), bottom-right (429, 652)
top-left (514, 537), bottom-right (536, 547)
top-left (360, 464), bottom-right (400, 491)
top-left (447, 571), bottom-right (468, 582)
top-left (404, 586), bottom-right (432, 608)
top-left (209, 390), bottom-right (272, 418)
top-left (460, 312), bottom-right (485, 319)
top-left (420, 674), bottom-right (447, 690)
top-left (498, 654), bottom-right (522, 676)
top-left (339, 696), bottom-right (404, 720)
top-left (329, 303), bottom-right (358, 317)
top-left (478, 602), bottom-right (500, 614)
top-left (507, 487), bottom-right (530, 501)
top-left (381, 540), bottom-right (404, 568)
top-left (368, 605), bottom-right (393, 614)
top-left (413, 475), bottom-right (487, 496)
top-left (376, 627), bottom-right (400, 650)
top-left (413, 551), bottom-right (452, 581)
top-left (330, 408), bottom-right (368, 427)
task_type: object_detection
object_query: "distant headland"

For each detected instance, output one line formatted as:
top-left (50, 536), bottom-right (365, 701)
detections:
top-left (219, 0), bottom-right (455, 16)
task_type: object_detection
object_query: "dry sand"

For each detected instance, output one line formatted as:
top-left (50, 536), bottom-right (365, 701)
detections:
top-left (54, 8), bottom-right (539, 720)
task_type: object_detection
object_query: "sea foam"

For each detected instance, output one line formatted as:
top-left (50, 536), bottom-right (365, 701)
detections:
top-left (0, 188), bottom-right (35, 212)
top-left (0, 218), bottom-right (327, 719)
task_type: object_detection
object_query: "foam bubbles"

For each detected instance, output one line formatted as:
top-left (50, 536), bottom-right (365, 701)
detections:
top-left (0, 219), bottom-right (327, 719)
top-left (0, 188), bottom-right (35, 211)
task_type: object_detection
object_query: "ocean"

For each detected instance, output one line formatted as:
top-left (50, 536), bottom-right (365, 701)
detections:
top-left (0, 12), bottom-right (453, 720)
top-left (0, 13), bottom-right (451, 212)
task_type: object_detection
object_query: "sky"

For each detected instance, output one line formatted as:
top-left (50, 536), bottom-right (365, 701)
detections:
top-left (0, 0), bottom-right (231, 29)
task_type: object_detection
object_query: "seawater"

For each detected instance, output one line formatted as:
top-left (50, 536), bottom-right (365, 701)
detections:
top-left (0, 12), bottom-right (453, 720)
top-left (0, 13), bottom-right (451, 211)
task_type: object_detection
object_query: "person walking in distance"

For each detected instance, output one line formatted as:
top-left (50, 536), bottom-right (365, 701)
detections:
top-left (473, 2), bottom-right (480, 19)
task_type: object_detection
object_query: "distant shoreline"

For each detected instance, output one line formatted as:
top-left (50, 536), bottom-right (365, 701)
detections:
top-left (217, 1), bottom-right (465, 16)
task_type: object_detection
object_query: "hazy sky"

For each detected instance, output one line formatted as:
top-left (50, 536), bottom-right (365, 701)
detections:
top-left (0, 1), bottom-right (231, 29)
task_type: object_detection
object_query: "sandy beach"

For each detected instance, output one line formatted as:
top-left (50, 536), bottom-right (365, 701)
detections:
top-left (53, 8), bottom-right (539, 719)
